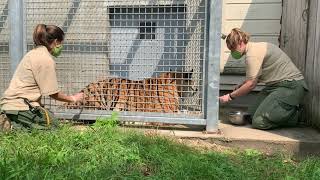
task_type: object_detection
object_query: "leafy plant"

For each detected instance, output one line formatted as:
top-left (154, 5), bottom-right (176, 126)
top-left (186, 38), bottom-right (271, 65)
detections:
top-left (93, 112), bottom-right (119, 128)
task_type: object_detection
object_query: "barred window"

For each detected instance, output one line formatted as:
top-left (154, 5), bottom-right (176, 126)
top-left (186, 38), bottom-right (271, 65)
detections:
top-left (139, 22), bottom-right (156, 40)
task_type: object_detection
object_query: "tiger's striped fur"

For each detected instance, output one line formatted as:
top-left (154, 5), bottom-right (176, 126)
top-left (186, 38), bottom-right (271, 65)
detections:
top-left (67, 71), bottom-right (194, 113)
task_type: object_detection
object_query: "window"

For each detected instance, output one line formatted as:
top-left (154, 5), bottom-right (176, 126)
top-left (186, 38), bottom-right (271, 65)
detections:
top-left (139, 22), bottom-right (156, 40)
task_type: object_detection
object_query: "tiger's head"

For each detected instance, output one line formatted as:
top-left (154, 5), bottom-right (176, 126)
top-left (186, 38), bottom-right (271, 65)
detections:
top-left (158, 69), bottom-right (198, 98)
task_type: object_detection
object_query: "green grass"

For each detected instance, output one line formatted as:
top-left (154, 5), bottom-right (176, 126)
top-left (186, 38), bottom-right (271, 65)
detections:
top-left (0, 124), bottom-right (320, 180)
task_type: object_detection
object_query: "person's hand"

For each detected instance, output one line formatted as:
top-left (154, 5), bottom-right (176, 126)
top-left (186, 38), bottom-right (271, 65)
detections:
top-left (219, 94), bottom-right (232, 103)
top-left (71, 92), bottom-right (84, 103)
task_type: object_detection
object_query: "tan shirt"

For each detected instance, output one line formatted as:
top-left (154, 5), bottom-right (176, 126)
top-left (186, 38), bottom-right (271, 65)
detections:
top-left (245, 42), bottom-right (304, 85)
top-left (0, 46), bottom-right (60, 110)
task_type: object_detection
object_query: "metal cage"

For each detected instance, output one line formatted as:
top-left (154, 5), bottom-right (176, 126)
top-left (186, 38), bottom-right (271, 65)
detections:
top-left (0, 0), bottom-right (9, 94)
top-left (1, 0), bottom-right (221, 131)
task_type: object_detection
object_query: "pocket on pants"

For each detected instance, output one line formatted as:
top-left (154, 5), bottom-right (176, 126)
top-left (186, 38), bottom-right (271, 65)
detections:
top-left (268, 100), bottom-right (297, 125)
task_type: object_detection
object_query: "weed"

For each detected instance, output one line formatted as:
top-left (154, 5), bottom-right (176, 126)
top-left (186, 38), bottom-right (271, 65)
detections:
top-left (93, 112), bottom-right (119, 128)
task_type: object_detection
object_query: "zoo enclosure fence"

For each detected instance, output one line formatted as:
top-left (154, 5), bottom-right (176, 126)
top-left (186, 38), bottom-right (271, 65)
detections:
top-left (0, 0), bottom-right (221, 132)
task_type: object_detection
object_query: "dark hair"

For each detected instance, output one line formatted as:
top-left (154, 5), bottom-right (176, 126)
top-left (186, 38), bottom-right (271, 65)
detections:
top-left (33, 24), bottom-right (65, 51)
top-left (226, 28), bottom-right (250, 51)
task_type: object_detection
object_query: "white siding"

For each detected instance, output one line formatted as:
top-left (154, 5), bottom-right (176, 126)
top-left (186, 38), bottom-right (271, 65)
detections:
top-left (220, 0), bottom-right (282, 74)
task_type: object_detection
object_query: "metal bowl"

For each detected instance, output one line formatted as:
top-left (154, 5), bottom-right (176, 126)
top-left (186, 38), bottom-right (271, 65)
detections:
top-left (228, 111), bottom-right (248, 125)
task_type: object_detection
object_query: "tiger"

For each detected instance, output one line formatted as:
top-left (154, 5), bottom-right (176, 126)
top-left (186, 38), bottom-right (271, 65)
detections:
top-left (66, 70), bottom-right (196, 113)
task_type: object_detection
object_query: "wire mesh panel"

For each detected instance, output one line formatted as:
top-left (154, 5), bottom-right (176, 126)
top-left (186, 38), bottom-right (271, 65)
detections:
top-left (25, 0), bottom-right (208, 123)
top-left (0, 0), bottom-right (10, 96)
top-left (25, 0), bottom-right (111, 100)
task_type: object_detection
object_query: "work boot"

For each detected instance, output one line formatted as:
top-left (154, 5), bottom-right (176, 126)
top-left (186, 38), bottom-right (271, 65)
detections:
top-left (0, 113), bottom-right (12, 132)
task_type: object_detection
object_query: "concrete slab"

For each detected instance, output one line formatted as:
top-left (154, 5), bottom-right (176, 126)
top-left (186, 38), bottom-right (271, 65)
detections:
top-left (71, 117), bottom-right (320, 156)
top-left (152, 122), bottom-right (320, 156)
top-left (219, 123), bottom-right (320, 142)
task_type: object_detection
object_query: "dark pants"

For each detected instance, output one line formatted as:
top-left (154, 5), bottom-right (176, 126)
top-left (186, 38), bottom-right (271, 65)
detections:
top-left (2, 108), bottom-right (59, 130)
top-left (248, 80), bottom-right (308, 130)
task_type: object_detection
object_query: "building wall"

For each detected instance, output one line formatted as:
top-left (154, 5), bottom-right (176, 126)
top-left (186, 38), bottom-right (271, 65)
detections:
top-left (305, 0), bottom-right (320, 128)
top-left (279, 0), bottom-right (320, 128)
top-left (280, 0), bottom-right (309, 74)
top-left (220, 0), bottom-right (282, 78)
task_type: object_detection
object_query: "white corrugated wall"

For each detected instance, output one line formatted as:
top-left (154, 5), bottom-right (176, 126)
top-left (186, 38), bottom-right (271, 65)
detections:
top-left (220, 0), bottom-right (282, 85)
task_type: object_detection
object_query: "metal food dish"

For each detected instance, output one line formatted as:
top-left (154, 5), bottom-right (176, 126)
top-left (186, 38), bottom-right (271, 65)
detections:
top-left (228, 111), bottom-right (249, 125)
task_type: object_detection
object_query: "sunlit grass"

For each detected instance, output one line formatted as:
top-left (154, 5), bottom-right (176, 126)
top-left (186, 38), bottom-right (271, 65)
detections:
top-left (0, 121), bottom-right (319, 179)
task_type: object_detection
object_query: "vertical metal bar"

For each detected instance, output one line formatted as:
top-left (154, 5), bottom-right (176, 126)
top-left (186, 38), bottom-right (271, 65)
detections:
top-left (22, 0), bottom-right (27, 55)
top-left (202, 0), bottom-right (208, 119)
top-left (9, 0), bottom-right (24, 75)
top-left (205, 0), bottom-right (222, 132)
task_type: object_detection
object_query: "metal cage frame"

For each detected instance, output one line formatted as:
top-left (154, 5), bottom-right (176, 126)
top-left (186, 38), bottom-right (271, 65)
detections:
top-left (3, 0), bottom-right (221, 132)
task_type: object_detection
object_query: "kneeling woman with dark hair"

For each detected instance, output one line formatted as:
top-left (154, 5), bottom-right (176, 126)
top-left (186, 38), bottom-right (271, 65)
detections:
top-left (0, 24), bottom-right (83, 130)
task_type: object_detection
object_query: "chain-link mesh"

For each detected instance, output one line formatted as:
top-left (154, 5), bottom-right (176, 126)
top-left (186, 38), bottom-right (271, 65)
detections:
top-left (25, 0), bottom-right (207, 118)
top-left (0, 0), bottom-right (9, 96)
top-left (26, 0), bottom-right (111, 106)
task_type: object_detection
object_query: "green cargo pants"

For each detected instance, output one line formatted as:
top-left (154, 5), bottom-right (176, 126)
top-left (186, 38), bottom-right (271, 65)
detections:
top-left (1, 108), bottom-right (59, 131)
top-left (248, 80), bottom-right (308, 130)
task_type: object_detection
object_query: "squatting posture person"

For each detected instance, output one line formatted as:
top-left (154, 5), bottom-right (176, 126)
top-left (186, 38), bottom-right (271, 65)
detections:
top-left (219, 28), bottom-right (308, 130)
top-left (0, 24), bottom-right (83, 131)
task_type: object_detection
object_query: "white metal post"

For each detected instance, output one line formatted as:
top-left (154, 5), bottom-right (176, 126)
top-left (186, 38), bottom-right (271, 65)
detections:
top-left (205, 0), bottom-right (222, 133)
top-left (9, 0), bottom-right (25, 75)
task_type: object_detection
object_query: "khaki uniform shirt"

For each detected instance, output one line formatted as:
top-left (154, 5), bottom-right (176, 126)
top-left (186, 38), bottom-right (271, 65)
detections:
top-left (245, 42), bottom-right (304, 85)
top-left (0, 46), bottom-right (60, 111)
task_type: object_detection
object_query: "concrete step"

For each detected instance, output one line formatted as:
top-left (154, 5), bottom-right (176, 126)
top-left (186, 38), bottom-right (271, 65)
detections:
top-left (153, 122), bottom-right (320, 156)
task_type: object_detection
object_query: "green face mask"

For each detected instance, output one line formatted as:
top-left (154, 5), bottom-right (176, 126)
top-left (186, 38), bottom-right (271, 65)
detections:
top-left (51, 45), bottom-right (63, 57)
top-left (231, 50), bottom-right (243, 59)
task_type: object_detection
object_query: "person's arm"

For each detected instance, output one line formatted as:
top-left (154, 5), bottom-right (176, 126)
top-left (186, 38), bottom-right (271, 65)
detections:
top-left (220, 42), bottom-right (265, 103)
top-left (50, 92), bottom-right (83, 103)
top-left (230, 78), bottom-right (258, 98)
top-left (219, 79), bottom-right (258, 103)
top-left (233, 80), bottom-right (247, 91)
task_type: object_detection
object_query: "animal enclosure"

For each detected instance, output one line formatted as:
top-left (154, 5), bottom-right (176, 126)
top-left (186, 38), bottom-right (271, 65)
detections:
top-left (0, 0), bottom-right (221, 131)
